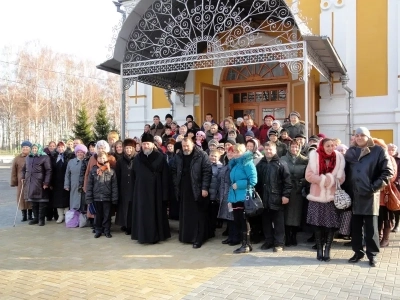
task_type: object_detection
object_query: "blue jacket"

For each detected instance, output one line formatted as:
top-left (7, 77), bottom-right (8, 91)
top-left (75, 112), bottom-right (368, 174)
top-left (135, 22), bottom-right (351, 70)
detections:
top-left (228, 151), bottom-right (257, 203)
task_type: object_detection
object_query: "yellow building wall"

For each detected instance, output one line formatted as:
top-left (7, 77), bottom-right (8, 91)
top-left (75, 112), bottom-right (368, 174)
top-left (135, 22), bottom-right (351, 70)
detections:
top-left (152, 86), bottom-right (170, 109)
top-left (297, 0), bottom-right (320, 35)
top-left (292, 83), bottom-right (305, 121)
top-left (370, 130), bottom-right (393, 143)
top-left (195, 69), bottom-right (214, 123)
top-left (356, 0), bottom-right (388, 97)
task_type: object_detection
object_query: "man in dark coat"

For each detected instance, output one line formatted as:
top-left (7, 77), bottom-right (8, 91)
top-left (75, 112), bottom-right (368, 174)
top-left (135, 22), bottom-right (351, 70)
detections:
top-left (171, 137), bottom-right (212, 249)
top-left (344, 127), bottom-right (394, 267)
top-left (115, 138), bottom-right (136, 235)
top-left (268, 130), bottom-right (287, 158)
top-left (282, 111), bottom-right (305, 139)
top-left (131, 133), bottom-right (170, 244)
top-left (256, 142), bottom-right (292, 252)
top-left (149, 115), bottom-right (165, 136)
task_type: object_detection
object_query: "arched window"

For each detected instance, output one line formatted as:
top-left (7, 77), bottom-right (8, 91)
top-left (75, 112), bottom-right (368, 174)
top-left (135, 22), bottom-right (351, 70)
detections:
top-left (224, 62), bottom-right (288, 81)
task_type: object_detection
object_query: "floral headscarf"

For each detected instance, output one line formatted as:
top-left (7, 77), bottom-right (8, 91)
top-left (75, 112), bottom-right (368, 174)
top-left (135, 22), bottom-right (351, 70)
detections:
top-left (30, 143), bottom-right (47, 157)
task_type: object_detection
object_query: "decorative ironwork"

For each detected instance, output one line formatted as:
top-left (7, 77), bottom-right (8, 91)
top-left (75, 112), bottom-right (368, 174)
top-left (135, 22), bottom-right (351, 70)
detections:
top-left (225, 62), bottom-right (288, 81)
top-left (306, 43), bottom-right (330, 81)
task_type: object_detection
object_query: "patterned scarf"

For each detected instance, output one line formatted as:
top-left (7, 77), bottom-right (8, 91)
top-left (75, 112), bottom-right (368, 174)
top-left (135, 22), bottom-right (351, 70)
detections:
top-left (96, 161), bottom-right (110, 176)
top-left (29, 144), bottom-right (47, 156)
top-left (316, 141), bottom-right (336, 175)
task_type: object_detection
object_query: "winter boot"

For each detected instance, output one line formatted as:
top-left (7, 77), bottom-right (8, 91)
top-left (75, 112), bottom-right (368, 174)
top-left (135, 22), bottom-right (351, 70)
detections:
top-left (27, 209), bottom-right (33, 220)
top-left (38, 203), bottom-right (47, 226)
top-left (29, 203), bottom-right (39, 225)
top-left (380, 221), bottom-right (391, 247)
top-left (285, 226), bottom-right (291, 247)
top-left (56, 208), bottom-right (65, 223)
top-left (323, 229), bottom-right (335, 262)
top-left (392, 212), bottom-right (399, 233)
top-left (233, 233), bottom-right (252, 254)
top-left (21, 210), bottom-right (27, 222)
top-left (378, 220), bottom-right (383, 242)
top-left (291, 227), bottom-right (298, 246)
top-left (315, 227), bottom-right (324, 261)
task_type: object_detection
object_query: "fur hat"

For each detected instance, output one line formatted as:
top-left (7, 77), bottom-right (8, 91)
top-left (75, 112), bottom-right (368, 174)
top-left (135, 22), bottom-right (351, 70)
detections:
top-left (74, 144), bottom-right (88, 154)
top-left (123, 138), bottom-right (136, 148)
top-left (264, 114), bottom-right (275, 120)
top-left (21, 141), bottom-right (32, 148)
top-left (355, 127), bottom-right (371, 138)
top-left (245, 131), bottom-right (255, 138)
top-left (95, 140), bottom-right (110, 153)
top-left (290, 111), bottom-right (301, 119)
top-left (225, 139), bottom-right (236, 146)
top-left (141, 133), bottom-right (155, 143)
top-left (208, 139), bottom-right (218, 148)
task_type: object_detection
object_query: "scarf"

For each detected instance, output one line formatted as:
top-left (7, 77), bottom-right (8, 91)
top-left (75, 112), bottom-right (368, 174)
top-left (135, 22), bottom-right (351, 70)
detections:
top-left (56, 153), bottom-right (64, 163)
top-left (316, 143), bottom-right (336, 175)
top-left (96, 161), bottom-right (110, 176)
top-left (29, 144), bottom-right (47, 157)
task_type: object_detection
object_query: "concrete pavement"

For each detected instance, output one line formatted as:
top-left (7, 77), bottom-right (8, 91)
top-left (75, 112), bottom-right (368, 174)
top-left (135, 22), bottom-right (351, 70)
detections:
top-left (0, 164), bottom-right (399, 300)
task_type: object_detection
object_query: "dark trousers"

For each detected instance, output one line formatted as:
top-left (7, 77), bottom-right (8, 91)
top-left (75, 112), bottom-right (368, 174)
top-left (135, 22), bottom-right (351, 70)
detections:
top-left (232, 202), bottom-right (250, 234)
top-left (351, 214), bottom-right (380, 258)
top-left (262, 209), bottom-right (285, 246)
top-left (94, 201), bottom-right (112, 234)
top-left (228, 220), bottom-right (240, 242)
top-left (208, 200), bottom-right (219, 236)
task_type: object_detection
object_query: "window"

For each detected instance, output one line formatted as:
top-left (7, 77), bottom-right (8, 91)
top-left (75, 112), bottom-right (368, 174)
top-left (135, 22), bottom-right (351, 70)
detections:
top-left (224, 62), bottom-right (288, 81)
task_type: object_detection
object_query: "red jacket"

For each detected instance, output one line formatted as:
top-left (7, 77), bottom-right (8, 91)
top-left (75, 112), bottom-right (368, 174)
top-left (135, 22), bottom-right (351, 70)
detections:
top-left (259, 125), bottom-right (272, 145)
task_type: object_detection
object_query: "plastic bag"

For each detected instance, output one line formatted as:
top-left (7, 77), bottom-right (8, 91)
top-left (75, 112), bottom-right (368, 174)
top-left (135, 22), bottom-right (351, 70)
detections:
top-left (65, 209), bottom-right (80, 228)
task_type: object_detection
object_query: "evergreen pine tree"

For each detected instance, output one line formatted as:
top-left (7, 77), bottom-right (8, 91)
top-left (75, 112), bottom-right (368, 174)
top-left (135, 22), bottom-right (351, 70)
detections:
top-left (72, 105), bottom-right (93, 145)
top-left (94, 100), bottom-right (111, 141)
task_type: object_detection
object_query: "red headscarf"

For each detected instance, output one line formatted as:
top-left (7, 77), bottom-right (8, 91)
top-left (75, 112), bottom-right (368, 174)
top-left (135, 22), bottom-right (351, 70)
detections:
top-left (316, 138), bottom-right (336, 175)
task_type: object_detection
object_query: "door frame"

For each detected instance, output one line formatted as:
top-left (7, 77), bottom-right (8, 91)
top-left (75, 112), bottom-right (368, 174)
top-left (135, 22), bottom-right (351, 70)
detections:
top-left (200, 83), bottom-right (220, 122)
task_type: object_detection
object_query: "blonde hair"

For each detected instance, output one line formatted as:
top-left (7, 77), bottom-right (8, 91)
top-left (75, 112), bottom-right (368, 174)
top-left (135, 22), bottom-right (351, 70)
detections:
top-left (107, 131), bottom-right (119, 140)
top-left (332, 138), bottom-right (341, 146)
top-left (209, 150), bottom-right (221, 157)
top-left (233, 144), bottom-right (246, 154)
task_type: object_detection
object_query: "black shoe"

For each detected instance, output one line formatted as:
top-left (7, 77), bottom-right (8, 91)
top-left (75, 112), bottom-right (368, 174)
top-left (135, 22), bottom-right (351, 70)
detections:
top-left (291, 233), bottom-right (298, 246)
top-left (348, 253), bottom-right (364, 263)
top-left (221, 238), bottom-right (231, 244)
top-left (233, 244), bottom-right (251, 254)
top-left (307, 234), bottom-right (315, 243)
top-left (38, 219), bottom-right (45, 226)
top-left (368, 257), bottom-right (377, 267)
top-left (21, 210), bottom-right (27, 222)
top-left (228, 240), bottom-right (241, 246)
top-left (29, 220), bottom-right (39, 225)
top-left (94, 233), bottom-right (101, 238)
top-left (28, 209), bottom-right (33, 220)
top-left (261, 242), bottom-right (274, 250)
top-left (193, 243), bottom-right (202, 249)
top-left (105, 233), bottom-right (112, 238)
top-left (92, 229), bottom-right (96, 233)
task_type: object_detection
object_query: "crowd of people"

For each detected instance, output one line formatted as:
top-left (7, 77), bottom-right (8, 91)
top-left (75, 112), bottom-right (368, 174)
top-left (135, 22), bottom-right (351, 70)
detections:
top-left (10, 111), bottom-right (399, 267)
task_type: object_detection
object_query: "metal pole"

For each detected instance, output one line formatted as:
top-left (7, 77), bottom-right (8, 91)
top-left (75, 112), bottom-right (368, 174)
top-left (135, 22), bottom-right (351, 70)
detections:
top-left (121, 67), bottom-right (126, 140)
top-left (303, 41), bottom-right (309, 139)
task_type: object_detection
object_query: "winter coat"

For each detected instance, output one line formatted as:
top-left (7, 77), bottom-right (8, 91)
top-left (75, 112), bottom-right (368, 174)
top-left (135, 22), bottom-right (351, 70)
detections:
top-left (280, 137), bottom-right (292, 147)
top-left (255, 155), bottom-right (292, 210)
top-left (83, 153), bottom-right (116, 192)
top-left (50, 151), bottom-right (71, 208)
top-left (240, 126), bottom-right (260, 139)
top-left (228, 151), bottom-right (257, 203)
top-left (10, 154), bottom-right (31, 209)
top-left (115, 154), bottom-right (135, 227)
top-left (86, 166), bottom-right (118, 204)
top-left (171, 147), bottom-right (212, 202)
top-left (259, 124), bottom-right (272, 145)
top-left (282, 122), bottom-right (305, 139)
top-left (209, 162), bottom-right (222, 201)
top-left (343, 138), bottom-right (394, 215)
top-left (162, 133), bottom-right (173, 147)
top-left (22, 155), bottom-right (52, 200)
top-left (275, 140), bottom-right (288, 158)
top-left (217, 164), bottom-right (233, 220)
top-left (150, 123), bottom-right (165, 137)
top-left (64, 158), bottom-right (84, 210)
top-left (305, 150), bottom-right (345, 203)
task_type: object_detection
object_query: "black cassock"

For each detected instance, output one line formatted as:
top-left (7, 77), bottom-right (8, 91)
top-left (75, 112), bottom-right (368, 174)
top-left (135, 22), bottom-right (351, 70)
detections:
top-left (115, 154), bottom-right (134, 229)
top-left (131, 151), bottom-right (170, 243)
top-left (51, 156), bottom-right (70, 208)
top-left (179, 153), bottom-right (210, 244)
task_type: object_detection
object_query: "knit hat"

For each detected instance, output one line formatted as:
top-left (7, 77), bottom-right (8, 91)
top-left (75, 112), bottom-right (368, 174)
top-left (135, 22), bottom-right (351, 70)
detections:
top-left (141, 133), bottom-right (155, 143)
top-left (317, 133), bottom-right (326, 139)
top-left (245, 131), bottom-right (255, 138)
top-left (165, 113), bottom-right (173, 120)
top-left (290, 111), bottom-right (301, 118)
top-left (225, 139), bottom-right (236, 146)
top-left (295, 134), bottom-right (306, 139)
top-left (208, 139), bottom-right (218, 148)
top-left (228, 130), bottom-right (237, 138)
top-left (272, 120), bottom-right (281, 126)
top-left (74, 144), bottom-right (88, 154)
top-left (309, 135), bottom-right (320, 143)
top-left (95, 140), bottom-right (110, 153)
top-left (203, 122), bottom-right (212, 128)
top-left (264, 114), bottom-right (275, 120)
top-left (217, 143), bottom-right (225, 149)
top-left (236, 117), bottom-right (244, 124)
top-left (196, 131), bottom-right (206, 138)
top-left (268, 130), bottom-right (279, 136)
top-left (171, 120), bottom-right (178, 126)
top-left (123, 138), bottom-right (136, 148)
top-left (21, 141), bottom-right (32, 148)
top-left (355, 127), bottom-right (371, 138)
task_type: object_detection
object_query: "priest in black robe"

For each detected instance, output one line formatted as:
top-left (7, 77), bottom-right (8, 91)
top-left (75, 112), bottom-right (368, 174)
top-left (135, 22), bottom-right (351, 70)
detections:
top-left (171, 137), bottom-right (212, 249)
top-left (131, 133), bottom-right (171, 244)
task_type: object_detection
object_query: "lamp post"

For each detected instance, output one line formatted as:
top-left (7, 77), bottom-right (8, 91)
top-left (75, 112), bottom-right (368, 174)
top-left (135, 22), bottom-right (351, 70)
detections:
top-left (113, 0), bottom-right (127, 139)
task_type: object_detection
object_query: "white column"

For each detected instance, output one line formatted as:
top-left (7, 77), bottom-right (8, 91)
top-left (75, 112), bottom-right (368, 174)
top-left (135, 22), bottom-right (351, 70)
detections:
top-left (303, 42), bottom-right (309, 139)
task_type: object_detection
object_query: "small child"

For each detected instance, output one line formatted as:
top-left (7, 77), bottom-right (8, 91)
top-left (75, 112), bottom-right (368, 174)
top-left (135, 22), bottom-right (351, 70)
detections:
top-left (86, 151), bottom-right (118, 238)
top-left (208, 150), bottom-right (223, 237)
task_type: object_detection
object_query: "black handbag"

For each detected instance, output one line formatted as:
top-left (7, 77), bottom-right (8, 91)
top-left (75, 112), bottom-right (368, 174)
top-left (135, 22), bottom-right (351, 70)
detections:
top-left (244, 187), bottom-right (264, 217)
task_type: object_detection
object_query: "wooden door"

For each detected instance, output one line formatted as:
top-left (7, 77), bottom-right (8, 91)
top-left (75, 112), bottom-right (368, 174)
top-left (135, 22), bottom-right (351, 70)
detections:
top-left (201, 83), bottom-right (220, 122)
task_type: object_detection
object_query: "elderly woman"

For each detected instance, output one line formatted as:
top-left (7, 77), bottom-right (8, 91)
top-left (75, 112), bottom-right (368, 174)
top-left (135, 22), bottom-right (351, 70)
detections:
top-left (228, 144), bottom-right (257, 254)
top-left (22, 144), bottom-right (52, 226)
top-left (306, 138), bottom-right (345, 261)
top-left (281, 140), bottom-right (308, 246)
top-left (195, 131), bottom-right (208, 151)
top-left (173, 125), bottom-right (187, 139)
top-left (64, 144), bottom-right (88, 211)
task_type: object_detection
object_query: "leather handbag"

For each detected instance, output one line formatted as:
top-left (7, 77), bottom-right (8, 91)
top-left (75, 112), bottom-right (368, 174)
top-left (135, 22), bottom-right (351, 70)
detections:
top-left (334, 179), bottom-right (351, 210)
top-left (244, 187), bottom-right (264, 217)
top-left (385, 182), bottom-right (400, 211)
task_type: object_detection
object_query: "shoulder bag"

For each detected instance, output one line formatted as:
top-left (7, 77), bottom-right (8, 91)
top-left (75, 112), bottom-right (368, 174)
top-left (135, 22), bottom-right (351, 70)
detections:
top-left (334, 179), bottom-right (351, 210)
top-left (244, 187), bottom-right (264, 217)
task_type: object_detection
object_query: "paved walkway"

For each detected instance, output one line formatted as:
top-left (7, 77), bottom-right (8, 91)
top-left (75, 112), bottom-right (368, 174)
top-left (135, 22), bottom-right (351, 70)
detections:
top-left (0, 165), bottom-right (399, 300)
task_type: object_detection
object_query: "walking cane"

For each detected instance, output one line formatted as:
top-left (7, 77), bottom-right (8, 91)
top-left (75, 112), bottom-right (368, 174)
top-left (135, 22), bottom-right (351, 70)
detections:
top-left (13, 180), bottom-right (25, 227)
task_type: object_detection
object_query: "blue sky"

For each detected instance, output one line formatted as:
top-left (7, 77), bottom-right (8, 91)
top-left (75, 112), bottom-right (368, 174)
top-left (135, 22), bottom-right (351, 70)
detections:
top-left (0, 0), bottom-right (121, 63)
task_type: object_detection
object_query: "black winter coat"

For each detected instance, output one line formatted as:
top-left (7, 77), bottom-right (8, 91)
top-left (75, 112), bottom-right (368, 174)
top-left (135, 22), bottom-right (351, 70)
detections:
top-left (256, 155), bottom-right (292, 211)
top-left (343, 140), bottom-right (394, 216)
top-left (276, 140), bottom-right (288, 158)
top-left (22, 155), bottom-right (52, 200)
top-left (171, 147), bottom-right (212, 202)
top-left (115, 154), bottom-right (135, 227)
top-left (50, 151), bottom-right (71, 208)
top-left (209, 163), bottom-right (222, 201)
top-left (86, 166), bottom-right (118, 204)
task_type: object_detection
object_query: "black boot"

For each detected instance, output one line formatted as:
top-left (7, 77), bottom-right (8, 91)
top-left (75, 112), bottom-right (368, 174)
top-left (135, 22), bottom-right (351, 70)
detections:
top-left (38, 203), bottom-right (47, 226)
top-left (233, 232), bottom-right (252, 254)
top-left (27, 209), bottom-right (33, 220)
top-left (290, 227), bottom-right (298, 246)
top-left (392, 212), bottom-right (399, 233)
top-left (314, 227), bottom-right (324, 261)
top-left (29, 203), bottom-right (39, 225)
top-left (21, 210), bottom-right (27, 222)
top-left (307, 233), bottom-right (315, 242)
top-left (323, 228), bottom-right (335, 262)
top-left (285, 226), bottom-right (291, 247)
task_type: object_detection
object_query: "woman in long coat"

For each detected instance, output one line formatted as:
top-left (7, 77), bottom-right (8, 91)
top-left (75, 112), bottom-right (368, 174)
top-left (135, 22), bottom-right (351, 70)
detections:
top-left (64, 144), bottom-right (88, 211)
top-left (11, 141), bottom-right (32, 221)
top-left (22, 144), bottom-right (52, 226)
top-left (51, 141), bottom-right (71, 223)
top-left (115, 139), bottom-right (136, 234)
top-left (281, 140), bottom-right (308, 247)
